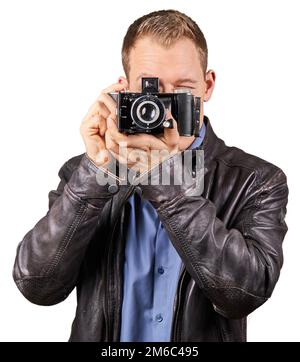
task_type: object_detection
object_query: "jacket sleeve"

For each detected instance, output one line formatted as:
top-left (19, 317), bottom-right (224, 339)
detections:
top-left (140, 156), bottom-right (289, 319)
top-left (13, 153), bottom-right (118, 306)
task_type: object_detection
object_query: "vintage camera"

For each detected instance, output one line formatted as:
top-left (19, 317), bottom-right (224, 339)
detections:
top-left (109, 77), bottom-right (201, 136)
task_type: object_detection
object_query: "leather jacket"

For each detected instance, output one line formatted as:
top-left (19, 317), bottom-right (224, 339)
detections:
top-left (13, 117), bottom-right (288, 342)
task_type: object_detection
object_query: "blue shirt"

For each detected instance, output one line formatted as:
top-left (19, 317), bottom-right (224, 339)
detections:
top-left (120, 123), bottom-right (206, 342)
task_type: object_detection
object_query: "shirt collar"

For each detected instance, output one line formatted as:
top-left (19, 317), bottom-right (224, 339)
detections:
top-left (187, 122), bottom-right (206, 150)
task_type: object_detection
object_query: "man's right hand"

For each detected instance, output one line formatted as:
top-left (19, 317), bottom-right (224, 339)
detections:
top-left (80, 79), bottom-right (128, 167)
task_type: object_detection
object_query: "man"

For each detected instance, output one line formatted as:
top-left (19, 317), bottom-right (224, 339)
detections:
top-left (13, 9), bottom-right (288, 342)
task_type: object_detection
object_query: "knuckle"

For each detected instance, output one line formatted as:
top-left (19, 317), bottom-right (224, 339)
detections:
top-left (88, 114), bottom-right (99, 122)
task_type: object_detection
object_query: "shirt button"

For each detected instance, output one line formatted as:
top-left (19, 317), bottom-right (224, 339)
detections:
top-left (157, 266), bottom-right (164, 275)
top-left (155, 314), bottom-right (163, 323)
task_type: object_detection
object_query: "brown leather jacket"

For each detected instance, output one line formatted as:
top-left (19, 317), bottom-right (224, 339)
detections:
top-left (13, 117), bottom-right (288, 342)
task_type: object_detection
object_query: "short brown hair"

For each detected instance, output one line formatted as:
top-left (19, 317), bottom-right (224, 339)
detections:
top-left (121, 9), bottom-right (208, 78)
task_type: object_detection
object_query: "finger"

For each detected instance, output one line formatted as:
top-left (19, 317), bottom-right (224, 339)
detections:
top-left (97, 81), bottom-right (128, 111)
top-left (85, 80), bottom-right (128, 121)
top-left (94, 80), bottom-right (129, 121)
top-left (163, 110), bottom-right (180, 149)
top-left (84, 99), bottom-right (109, 122)
top-left (105, 126), bottom-right (120, 155)
top-left (107, 117), bottom-right (129, 144)
top-left (109, 149), bottom-right (129, 166)
top-left (102, 80), bottom-right (128, 94)
top-left (83, 106), bottom-right (109, 138)
top-left (97, 93), bottom-right (118, 119)
top-left (80, 114), bottom-right (101, 137)
top-left (99, 115), bottom-right (107, 137)
top-left (125, 133), bottom-right (167, 151)
top-left (95, 148), bottom-right (110, 166)
top-left (106, 119), bottom-right (138, 162)
top-left (127, 148), bottom-right (149, 165)
top-left (105, 113), bottom-right (164, 150)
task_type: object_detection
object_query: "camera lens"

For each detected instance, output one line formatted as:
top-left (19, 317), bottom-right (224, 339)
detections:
top-left (137, 101), bottom-right (160, 124)
top-left (131, 95), bottom-right (165, 130)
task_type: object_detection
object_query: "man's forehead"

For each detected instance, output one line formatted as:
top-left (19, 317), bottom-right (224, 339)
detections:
top-left (134, 72), bottom-right (199, 84)
top-left (129, 36), bottom-right (203, 82)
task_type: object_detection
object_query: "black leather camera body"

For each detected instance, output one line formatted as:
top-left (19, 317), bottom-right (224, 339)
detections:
top-left (109, 77), bottom-right (201, 136)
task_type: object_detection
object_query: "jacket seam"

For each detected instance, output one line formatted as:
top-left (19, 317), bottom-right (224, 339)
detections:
top-left (40, 196), bottom-right (87, 277)
top-left (159, 205), bottom-right (269, 301)
top-left (15, 275), bottom-right (68, 290)
top-left (214, 156), bottom-right (258, 173)
top-left (243, 169), bottom-right (261, 236)
top-left (157, 166), bottom-right (281, 299)
top-left (66, 183), bottom-right (109, 210)
top-left (15, 276), bottom-right (69, 303)
top-left (160, 208), bottom-right (212, 290)
top-left (243, 169), bottom-right (283, 237)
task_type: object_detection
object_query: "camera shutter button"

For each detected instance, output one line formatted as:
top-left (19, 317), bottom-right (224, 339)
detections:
top-left (163, 119), bottom-right (173, 128)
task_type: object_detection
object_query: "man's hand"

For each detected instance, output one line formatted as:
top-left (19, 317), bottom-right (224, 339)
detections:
top-left (80, 80), bottom-right (128, 167)
top-left (105, 110), bottom-right (180, 175)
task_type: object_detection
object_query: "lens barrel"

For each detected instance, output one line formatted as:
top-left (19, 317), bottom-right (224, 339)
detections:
top-left (131, 95), bottom-right (166, 130)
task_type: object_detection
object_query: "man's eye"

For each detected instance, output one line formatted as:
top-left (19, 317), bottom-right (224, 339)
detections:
top-left (175, 85), bottom-right (195, 90)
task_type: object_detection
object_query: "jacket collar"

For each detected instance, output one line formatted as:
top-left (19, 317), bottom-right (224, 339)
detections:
top-left (201, 116), bottom-right (226, 166)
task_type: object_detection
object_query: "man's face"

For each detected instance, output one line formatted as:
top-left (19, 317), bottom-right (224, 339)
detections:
top-left (126, 36), bottom-right (215, 148)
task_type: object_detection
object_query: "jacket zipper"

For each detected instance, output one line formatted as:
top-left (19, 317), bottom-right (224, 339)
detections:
top-left (104, 185), bottom-right (188, 342)
top-left (105, 185), bottom-right (136, 341)
top-left (170, 266), bottom-right (186, 342)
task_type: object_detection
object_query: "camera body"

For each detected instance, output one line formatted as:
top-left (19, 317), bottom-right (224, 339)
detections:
top-left (109, 77), bottom-right (201, 136)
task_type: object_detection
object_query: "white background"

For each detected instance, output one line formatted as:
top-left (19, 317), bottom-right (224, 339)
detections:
top-left (0, 0), bottom-right (299, 341)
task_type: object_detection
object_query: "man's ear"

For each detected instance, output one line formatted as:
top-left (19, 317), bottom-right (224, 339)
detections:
top-left (118, 76), bottom-right (129, 88)
top-left (203, 70), bottom-right (216, 102)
